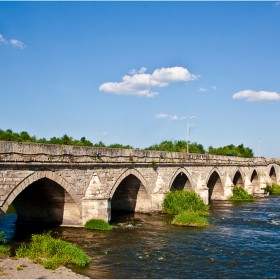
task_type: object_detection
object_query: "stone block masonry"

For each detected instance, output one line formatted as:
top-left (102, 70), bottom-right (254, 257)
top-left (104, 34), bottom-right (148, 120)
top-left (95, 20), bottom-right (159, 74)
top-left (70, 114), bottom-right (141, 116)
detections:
top-left (0, 141), bottom-right (279, 225)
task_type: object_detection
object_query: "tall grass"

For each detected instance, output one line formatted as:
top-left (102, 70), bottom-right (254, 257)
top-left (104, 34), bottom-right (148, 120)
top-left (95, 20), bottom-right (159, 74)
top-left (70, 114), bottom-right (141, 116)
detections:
top-left (84, 219), bottom-right (113, 230)
top-left (163, 189), bottom-right (209, 215)
top-left (163, 190), bottom-right (210, 227)
top-left (264, 184), bottom-right (280, 195)
top-left (15, 232), bottom-right (90, 270)
top-left (229, 186), bottom-right (254, 201)
top-left (0, 231), bottom-right (10, 259)
top-left (172, 211), bottom-right (209, 227)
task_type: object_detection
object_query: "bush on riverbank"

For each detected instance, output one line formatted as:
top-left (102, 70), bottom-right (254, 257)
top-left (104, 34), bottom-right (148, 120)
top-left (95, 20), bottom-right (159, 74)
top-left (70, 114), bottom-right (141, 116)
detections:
top-left (171, 211), bottom-right (209, 227)
top-left (0, 231), bottom-right (10, 258)
top-left (163, 190), bottom-right (209, 215)
top-left (264, 184), bottom-right (280, 195)
top-left (229, 186), bottom-right (254, 201)
top-left (84, 219), bottom-right (113, 230)
top-left (15, 232), bottom-right (90, 270)
top-left (163, 190), bottom-right (210, 227)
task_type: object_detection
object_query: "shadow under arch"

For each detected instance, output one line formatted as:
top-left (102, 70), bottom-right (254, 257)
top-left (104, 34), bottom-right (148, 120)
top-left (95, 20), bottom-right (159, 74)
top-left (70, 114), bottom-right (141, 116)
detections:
top-left (2, 171), bottom-right (82, 227)
top-left (232, 169), bottom-right (245, 188)
top-left (206, 168), bottom-right (224, 202)
top-left (251, 169), bottom-right (259, 191)
top-left (269, 165), bottom-right (277, 184)
top-left (110, 168), bottom-right (151, 214)
top-left (169, 167), bottom-right (194, 191)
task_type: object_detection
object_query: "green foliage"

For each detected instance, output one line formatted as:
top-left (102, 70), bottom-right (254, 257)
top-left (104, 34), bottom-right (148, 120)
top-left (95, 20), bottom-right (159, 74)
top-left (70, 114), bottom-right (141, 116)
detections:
top-left (208, 144), bottom-right (254, 158)
top-left (264, 184), bottom-right (280, 195)
top-left (145, 140), bottom-right (206, 154)
top-left (107, 143), bottom-right (133, 149)
top-left (151, 160), bottom-right (157, 169)
top-left (172, 211), bottom-right (209, 227)
top-left (15, 232), bottom-right (90, 270)
top-left (163, 190), bottom-right (209, 215)
top-left (6, 204), bottom-right (16, 214)
top-left (0, 246), bottom-right (10, 258)
top-left (229, 186), bottom-right (254, 201)
top-left (0, 231), bottom-right (10, 259)
top-left (84, 219), bottom-right (113, 231)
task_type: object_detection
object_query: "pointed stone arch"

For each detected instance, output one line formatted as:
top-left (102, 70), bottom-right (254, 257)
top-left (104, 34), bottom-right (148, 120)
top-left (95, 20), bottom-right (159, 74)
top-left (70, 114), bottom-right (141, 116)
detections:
top-left (168, 167), bottom-right (194, 191)
top-left (110, 168), bottom-right (151, 213)
top-left (269, 165), bottom-right (277, 184)
top-left (206, 168), bottom-right (224, 201)
top-left (1, 171), bottom-right (81, 214)
top-left (110, 168), bottom-right (148, 198)
top-left (232, 169), bottom-right (245, 188)
top-left (251, 169), bottom-right (259, 192)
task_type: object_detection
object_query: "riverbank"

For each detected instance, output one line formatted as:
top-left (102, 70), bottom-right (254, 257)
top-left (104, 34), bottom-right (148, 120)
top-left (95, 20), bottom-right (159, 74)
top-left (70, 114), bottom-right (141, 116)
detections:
top-left (0, 257), bottom-right (89, 279)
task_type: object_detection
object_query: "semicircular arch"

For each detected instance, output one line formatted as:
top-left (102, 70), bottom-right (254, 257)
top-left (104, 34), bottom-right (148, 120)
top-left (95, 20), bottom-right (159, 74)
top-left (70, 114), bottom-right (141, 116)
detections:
top-left (2, 171), bottom-right (81, 213)
top-left (168, 167), bottom-right (194, 190)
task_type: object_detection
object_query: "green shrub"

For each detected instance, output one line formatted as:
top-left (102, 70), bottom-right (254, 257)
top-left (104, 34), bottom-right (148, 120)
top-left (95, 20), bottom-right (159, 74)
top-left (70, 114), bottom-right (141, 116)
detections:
top-left (15, 232), bottom-right (90, 270)
top-left (172, 211), bottom-right (209, 227)
top-left (0, 231), bottom-right (10, 259)
top-left (229, 186), bottom-right (254, 201)
top-left (264, 184), bottom-right (280, 195)
top-left (84, 219), bottom-right (113, 231)
top-left (163, 189), bottom-right (209, 215)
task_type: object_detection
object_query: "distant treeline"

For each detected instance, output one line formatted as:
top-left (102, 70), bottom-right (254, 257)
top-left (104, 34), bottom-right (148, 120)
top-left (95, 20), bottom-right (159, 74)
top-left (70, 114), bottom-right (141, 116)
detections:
top-left (0, 128), bottom-right (254, 158)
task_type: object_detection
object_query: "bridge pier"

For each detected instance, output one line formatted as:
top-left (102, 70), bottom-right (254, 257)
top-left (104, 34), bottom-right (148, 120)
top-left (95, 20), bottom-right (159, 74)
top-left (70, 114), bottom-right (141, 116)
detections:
top-left (82, 198), bottom-right (111, 223)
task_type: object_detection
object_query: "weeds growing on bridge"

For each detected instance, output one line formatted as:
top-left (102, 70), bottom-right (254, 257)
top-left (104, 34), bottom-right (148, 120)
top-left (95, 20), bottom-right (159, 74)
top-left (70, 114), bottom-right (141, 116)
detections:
top-left (15, 231), bottom-right (90, 270)
top-left (264, 184), bottom-right (280, 195)
top-left (84, 219), bottom-right (113, 231)
top-left (163, 190), bottom-right (210, 227)
top-left (229, 186), bottom-right (254, 201)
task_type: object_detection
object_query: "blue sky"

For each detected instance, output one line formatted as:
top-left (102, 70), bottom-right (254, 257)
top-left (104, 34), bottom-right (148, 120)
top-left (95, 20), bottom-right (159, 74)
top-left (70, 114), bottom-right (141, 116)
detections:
top-left (0, 2), bottom-right (280, 158)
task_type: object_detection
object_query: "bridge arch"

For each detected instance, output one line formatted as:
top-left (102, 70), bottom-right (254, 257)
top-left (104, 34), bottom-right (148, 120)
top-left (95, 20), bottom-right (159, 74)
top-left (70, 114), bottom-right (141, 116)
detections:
top-left (232, 169), bottom-right (245, 188)
top-left (268, 165), bottom-right (277, 184)
top-left (250, 169), bottom-right (259, 192)
top-left (168, 168), bottom-right (194, 191)
top-left (2, 171), bottom-right (82, 226)
top-left (110, 168), bottom-right (151, 213)
top-left (206, 168), bottom-right (224, 201)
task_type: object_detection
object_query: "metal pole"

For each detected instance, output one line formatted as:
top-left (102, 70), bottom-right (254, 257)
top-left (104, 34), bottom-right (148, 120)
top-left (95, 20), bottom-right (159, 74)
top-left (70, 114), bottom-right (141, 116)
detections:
top-left (186, 114), bottom-right (196, 154)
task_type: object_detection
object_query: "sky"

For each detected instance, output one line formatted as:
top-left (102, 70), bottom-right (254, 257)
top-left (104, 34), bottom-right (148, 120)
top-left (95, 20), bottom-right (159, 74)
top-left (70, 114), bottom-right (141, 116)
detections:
top-left (0, 1), bottom-right (280, 158)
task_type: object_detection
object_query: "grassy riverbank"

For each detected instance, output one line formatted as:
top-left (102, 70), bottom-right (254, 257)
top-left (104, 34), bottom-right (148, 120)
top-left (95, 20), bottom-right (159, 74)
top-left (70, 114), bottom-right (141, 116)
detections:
top-left (84, 219), bottom-right (112, 230)
top-left (163, 190), bottom-right (210, 227)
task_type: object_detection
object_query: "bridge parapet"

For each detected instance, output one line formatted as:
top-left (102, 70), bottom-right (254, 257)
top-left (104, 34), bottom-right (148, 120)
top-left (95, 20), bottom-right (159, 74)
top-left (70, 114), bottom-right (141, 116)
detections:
top-left (0, 141), bottom-right (278, 166)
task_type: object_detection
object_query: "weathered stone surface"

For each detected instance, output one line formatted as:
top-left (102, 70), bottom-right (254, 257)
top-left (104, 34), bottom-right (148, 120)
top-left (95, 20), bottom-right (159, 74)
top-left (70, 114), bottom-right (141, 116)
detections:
top-left (0, 141), bottom-right (279, 224)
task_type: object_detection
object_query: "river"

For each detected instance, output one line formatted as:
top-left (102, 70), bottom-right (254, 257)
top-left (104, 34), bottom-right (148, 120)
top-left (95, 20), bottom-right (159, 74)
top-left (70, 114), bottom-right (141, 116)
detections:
top-left (1, 196), bottom-right (280, 278)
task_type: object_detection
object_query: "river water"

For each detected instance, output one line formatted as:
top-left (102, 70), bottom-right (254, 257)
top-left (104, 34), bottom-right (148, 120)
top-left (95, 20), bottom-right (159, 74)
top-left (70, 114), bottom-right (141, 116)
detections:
top-left (2, 196), bottom-right (280, 278)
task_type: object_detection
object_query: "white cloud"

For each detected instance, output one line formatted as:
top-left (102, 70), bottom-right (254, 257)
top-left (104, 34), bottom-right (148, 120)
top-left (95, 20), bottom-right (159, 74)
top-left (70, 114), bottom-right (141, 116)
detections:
top-left (155, 113), bottom-right (169, 119)
top-left (10, 39), bottom-right (26, 49)
top-left (199, 87), bottom-right (207, 92)
top-left (98, 132), bottom-right (107, 136)
top-left (233, 90), bottom-right (280, 102)
top-left (0, 34), bottom-right (7, 44)
top-left (211, 86), bottom-right (217, 90)
top-left (170, 115), bottom-right (178, 121)
top-left (275, 2), bottom-right (280, 6)
top-left (99, 66), bottom-right (199, 98)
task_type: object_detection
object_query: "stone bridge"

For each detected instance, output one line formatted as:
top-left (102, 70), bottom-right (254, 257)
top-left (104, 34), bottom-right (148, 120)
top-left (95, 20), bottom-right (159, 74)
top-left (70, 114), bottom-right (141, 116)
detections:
top-left (0, 141), bottom-right (279, 227)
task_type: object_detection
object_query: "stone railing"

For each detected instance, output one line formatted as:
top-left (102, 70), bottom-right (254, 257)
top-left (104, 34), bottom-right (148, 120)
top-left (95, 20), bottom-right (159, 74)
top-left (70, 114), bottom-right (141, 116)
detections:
top-left (0, 141), bottom-right (279, 166)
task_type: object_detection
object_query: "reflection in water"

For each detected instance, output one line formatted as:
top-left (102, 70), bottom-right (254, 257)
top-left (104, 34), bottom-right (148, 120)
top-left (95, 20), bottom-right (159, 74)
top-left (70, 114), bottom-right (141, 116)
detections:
top-left (1, 196), bottom-right (280, 278)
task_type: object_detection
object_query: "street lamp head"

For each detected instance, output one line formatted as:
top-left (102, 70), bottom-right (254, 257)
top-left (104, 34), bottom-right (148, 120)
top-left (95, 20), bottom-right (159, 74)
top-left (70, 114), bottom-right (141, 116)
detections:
top-left (188, 114), bottom-right (196, 120)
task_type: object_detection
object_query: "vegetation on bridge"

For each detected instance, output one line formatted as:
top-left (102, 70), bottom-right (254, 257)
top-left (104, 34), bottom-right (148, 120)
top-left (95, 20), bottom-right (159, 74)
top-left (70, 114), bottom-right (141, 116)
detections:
top-left (163, 190), bottom-right (210, 227)
top-left (229, 186), bottom-right (254, 201)
top-left (0, 128), bottom-right (254, 157)
top-left (15, 231), bottom-right (90, 270)
top-left (264, 184), bottom-right (280, 195)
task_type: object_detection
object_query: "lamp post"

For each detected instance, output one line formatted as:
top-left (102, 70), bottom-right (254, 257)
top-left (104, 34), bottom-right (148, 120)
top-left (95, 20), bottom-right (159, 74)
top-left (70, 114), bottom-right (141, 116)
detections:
top-left (258, 137), bottom-right (264, 157)
top-left (187, 114), bottom-right (196, 154)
